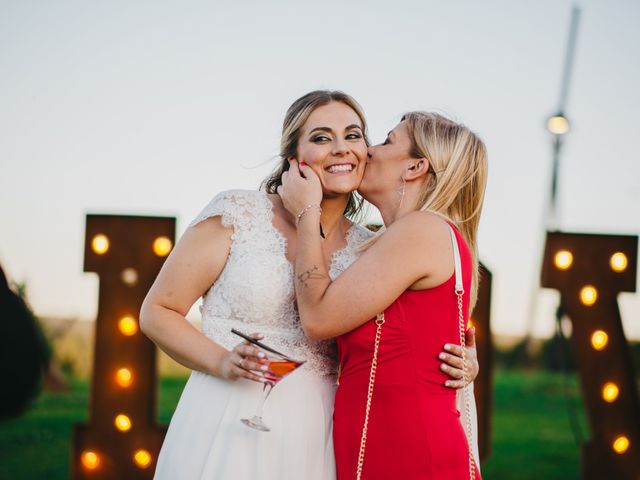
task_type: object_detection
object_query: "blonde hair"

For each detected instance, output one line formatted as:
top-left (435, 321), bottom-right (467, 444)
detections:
top-left (261, 90), bottom-right (369, 218)
top-left (404, 112), bottom-right (488, 310)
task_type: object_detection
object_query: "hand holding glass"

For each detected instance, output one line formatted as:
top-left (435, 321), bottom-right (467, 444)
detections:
top-left (231, 329), bottom-right (305, 432)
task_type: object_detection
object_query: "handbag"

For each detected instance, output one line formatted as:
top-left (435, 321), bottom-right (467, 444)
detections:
top-left (355, 224), bottom-right (477, 480)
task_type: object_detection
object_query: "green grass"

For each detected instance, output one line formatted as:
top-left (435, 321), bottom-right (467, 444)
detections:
top-left (0, 372), bottom-right (588, 479)
top-left (0, 378), bottom-right (188, 480)
top-left (481, 371), bottom-right (588, 479)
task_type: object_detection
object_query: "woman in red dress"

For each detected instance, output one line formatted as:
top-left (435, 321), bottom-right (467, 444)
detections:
top-left (279, 111), bottom-right (487, 479)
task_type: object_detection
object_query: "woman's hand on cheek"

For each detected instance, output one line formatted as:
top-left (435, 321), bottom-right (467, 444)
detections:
top-left (277, 160), bottom-right (323, 219)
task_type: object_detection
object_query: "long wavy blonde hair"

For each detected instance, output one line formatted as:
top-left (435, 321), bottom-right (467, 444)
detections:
top-left (404, 112), bottom-right (488, 309)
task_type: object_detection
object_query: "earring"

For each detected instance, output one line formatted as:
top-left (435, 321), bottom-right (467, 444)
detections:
top-left (398, 177), bottom-right (406, 211)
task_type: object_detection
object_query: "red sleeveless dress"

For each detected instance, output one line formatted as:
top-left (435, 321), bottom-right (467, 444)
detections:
top-left (333, 226), bottom-right (481, 479)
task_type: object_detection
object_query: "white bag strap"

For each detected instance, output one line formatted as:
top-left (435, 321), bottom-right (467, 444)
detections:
top-left (448, 225), bottom-right (464, 294)
top-left (448, 224), bottom-right (477, 480)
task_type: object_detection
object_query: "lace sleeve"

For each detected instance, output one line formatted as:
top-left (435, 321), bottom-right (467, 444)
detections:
top-left (329, 223), bottom-right (376, 279)
top-left (188, 189), bottom-right (263, 231)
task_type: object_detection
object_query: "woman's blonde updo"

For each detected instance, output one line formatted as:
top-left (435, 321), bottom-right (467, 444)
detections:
top-left (403, 112), bottom-right (488, 309)
top-left (262, 90), bottom-right (369, 218)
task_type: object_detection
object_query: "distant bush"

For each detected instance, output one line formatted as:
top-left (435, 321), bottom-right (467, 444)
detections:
top-left (494, 335), bottom-right (640, 375)
top-left (0, 268), bottom-right (51, 421)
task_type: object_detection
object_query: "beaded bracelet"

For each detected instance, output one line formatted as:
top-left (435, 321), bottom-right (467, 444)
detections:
top-left (296, 204), bottom-right (322, 227)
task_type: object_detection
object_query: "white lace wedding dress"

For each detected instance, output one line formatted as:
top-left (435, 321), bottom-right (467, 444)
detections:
top-left (153, 189), bottom-right (374, 480)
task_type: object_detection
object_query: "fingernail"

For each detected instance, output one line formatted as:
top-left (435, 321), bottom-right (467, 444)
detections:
top-left (300, 161), bottom-right (306, 166)
top-left (444, 344), bottom-right (452, 351)
top-left (259, 377), bottom-right (268, 383)
top-left (440, 364), bottom-right (447, 370)
top-left (438, 353), bottom-right (446, 360)
top-left (257, 352), bottom-right (266, 358)
top-left (444, 381), bottom-right (451, 387)
top-left (261, 365), bottom-right (268, 371)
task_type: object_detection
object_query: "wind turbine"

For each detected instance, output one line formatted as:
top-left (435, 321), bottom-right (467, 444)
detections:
top-left (522, 5), bottom-right (581, 355)
top-left (546, 5), bottom-right (581, 230)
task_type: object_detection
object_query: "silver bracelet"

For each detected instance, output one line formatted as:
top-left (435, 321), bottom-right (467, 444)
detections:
top-left (296, 204), bottom-right (322, 227)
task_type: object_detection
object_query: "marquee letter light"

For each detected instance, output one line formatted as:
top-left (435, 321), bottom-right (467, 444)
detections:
top-left (72, 215), bottom-right (175, 479)
top-left (541, 231), bottom-right (640, 479)
top-left (473, 263), bottom-right (493, 461)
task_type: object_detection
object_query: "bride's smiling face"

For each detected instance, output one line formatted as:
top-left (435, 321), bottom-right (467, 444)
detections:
top-left (294, 101), bottom-right (368, 197)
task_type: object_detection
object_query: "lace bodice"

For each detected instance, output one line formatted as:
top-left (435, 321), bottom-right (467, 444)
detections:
top-left (190, 189), bottom-right (375, 377)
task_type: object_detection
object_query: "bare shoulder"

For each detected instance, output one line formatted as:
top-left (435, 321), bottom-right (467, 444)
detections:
top-left (386, 210), bottom-right (451, 247)
top-left (181, 214), bottom-right (234, 261)
top-left (145, 212), bottom-right (234, 316)
top-left (382, 211), bottom-right (453, 288)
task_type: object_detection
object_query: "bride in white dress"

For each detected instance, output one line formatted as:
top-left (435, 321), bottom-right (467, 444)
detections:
top-left (140, 91), bottom-right (476, 480)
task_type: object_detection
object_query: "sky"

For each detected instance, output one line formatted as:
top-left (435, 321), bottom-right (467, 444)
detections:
top-left (1, 0), bottom-right (639, 339)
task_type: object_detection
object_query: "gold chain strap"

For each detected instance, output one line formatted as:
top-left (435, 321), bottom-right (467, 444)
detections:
top-left (355, 278), bottom-right (475, 478)
top-left (356, 313), bottom-right (385, 480)
top-left (457, 289), bottom-right (476, 480)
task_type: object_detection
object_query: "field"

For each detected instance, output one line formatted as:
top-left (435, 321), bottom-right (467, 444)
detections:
top-left (0, 370), bottom-right (587, 479)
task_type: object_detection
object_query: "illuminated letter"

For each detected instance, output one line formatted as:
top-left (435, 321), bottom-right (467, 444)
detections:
top-left (72, 215), bottom-right (175, 479)
top-left (541, 231), bottom-right (640, 478)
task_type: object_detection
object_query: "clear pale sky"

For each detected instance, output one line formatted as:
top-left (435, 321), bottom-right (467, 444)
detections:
top-left (1, 0), bottom-right (639, 339)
